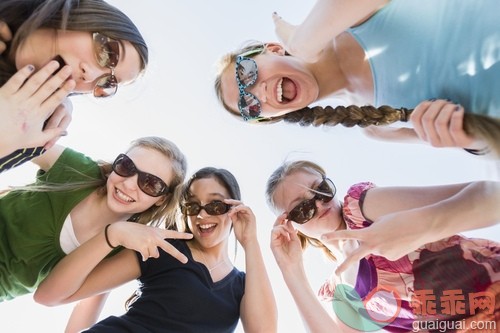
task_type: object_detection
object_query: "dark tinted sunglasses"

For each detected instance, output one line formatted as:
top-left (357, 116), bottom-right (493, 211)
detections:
top-left (112, 153), bottom-right (169, 197)
top-left (287, 178), bottom-right (336, 224)
top-left (181, 200), bottom-right (232, 216)
top-left (93, 32), bottom-right (119, 98)
top-left (235, 55), bottom-right (262, 121)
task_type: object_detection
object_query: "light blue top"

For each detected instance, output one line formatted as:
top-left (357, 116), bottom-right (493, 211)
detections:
top-left (348, 0), bottom-right (500, 118)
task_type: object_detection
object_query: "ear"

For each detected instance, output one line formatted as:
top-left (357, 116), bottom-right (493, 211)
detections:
top-left (264, 42), bottom-right (286, 56)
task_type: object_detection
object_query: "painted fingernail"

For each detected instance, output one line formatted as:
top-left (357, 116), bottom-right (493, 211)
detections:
top-left (60, 131), bottom-right (68, 137)
top-left (454, 104), bottom-right (462, 111)
top-left (27, 64), bottom-right (35, 72)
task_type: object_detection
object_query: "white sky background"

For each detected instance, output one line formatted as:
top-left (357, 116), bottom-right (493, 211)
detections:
top-left (1, 1), bottom-right (499, 331)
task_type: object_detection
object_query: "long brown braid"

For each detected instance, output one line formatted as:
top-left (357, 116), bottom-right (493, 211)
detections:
top-left (259, 105), bottom-right (500, 156)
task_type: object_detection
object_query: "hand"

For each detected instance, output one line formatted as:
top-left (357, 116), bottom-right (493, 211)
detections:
top-left (410, 99), bottom-right (476, 148)
top-left (272, 12), bottom-right (297, 53)
top-left (0, 61), bottom-right (75, 157)
top-left (321, 210), bottom-right (429, 275)
top-left (43, 98), bottom-right (73, 150)
top-left (0, 20), bottom-right (12, 54)
top-left (106, 222), bottom-right (193, 263)
top-left (226, 199), bottom-right (257, 248)
top-left (270, 213), bottom-right (304, 270)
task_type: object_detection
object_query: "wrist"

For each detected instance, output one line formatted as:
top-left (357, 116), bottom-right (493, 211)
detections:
top-left (104, 224), bottom-right (117, 249)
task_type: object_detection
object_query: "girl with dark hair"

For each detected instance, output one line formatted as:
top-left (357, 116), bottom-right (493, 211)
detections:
top-left (34, 167), bottom-right (277, 333)
top-left (0, 0), bottom-right (149, 172)
top-left (214, 0), bottom-right (500, 157)
top-left (265, 160), bottom-right (499, 332)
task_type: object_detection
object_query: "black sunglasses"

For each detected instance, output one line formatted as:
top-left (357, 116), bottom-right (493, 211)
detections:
top-left (287, 178), bottom-right (336, 224)
top-left (181, 200), bottom-right (232, 216)
top-left (235, 55), bottom-right (262, 121)
top-left (92, 32), bottom-right (119, 98)
top-left (112, 153), bottom-right (169, 197)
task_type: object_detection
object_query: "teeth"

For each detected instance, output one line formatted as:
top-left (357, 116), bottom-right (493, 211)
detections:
top-left (115, 188), bottom-right (134, 202)
top-left (277, 78), bottom-right (283, 103)
top-left (199, 223), bottom-right (216, 230)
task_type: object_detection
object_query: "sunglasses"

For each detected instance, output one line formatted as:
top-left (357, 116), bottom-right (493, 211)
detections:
top-left (181, 200), bottom-right (232, 216)
top-left (92, 32), bottom-right (119, 98)
top-left (112, 153), bottom-right (169, 197)
top-left (287, 178), bottom-right (336, 224)
top-left (235, 51), bottom-right (263, 121)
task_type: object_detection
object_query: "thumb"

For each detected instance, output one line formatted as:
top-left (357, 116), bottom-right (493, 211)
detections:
top-left (42, 129), bottom-right (67, 150)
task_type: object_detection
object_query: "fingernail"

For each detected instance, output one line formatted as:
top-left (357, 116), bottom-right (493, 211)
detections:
top-left (27, 64), bottom-right (35, 72)
top-left (454, 104), bottom-right (462, 111)
top-left (60, 131), bottom-right (68, 137)
top-left (428, 98), bottom-right (436, 102)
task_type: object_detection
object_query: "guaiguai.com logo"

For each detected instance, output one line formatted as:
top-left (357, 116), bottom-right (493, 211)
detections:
top-left (332, 284), bottom-right (402, 331)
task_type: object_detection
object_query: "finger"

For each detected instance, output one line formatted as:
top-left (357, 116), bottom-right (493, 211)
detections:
top-left (431, 103), bottom-right (457, 146)
top-left (449, 106), bottom-right (475, 147)
top-left (273, 213), bottom-right (287, 227)
top-left (39, 79), bottom-right (76, 116)
top-left (15, 61), bottom-right (63, 99)
top-left (335, 247), bottom-right (369, 275)
top-left (321, 229), bottom-right (360, 242)
top-left (162, 230), bottom-right (193, 240)
top-left (40, 127), bottom-right (67, 150)
top-left (1, 64), bottom-right (36, 94)
top-left (33, 65), bottom-right (74, 104)
top-left (413, 100), bottom-right (446, 144)
top-left (0, 21), bottom-right (12, 42)
top-left (158, 241), bottom-right (189, 264)
top-left (0, 41), bottom-right (6, 54)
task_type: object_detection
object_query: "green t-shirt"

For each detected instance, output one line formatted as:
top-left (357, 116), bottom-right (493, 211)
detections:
top-left (0, 148), bottom-right (102, 301)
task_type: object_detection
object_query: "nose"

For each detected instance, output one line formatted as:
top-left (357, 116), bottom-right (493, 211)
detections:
top-left (248, 80), bottom-right (268, 104)
top-left (79, 61), bottom-right (109, 83)
top-left (196, 207), bottom-right (210, 219)
top-left (121, 174), bottom-right (139, 192)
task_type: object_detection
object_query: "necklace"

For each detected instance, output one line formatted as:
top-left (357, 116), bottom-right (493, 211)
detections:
top-left (193, 246), bottom-right (230, 272)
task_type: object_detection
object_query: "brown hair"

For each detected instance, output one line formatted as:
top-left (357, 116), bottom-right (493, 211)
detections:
top-left (0, 0), bottom-right (148, 86)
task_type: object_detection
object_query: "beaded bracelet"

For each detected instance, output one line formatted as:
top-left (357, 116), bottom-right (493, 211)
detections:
top-left (104, 224), bottom-right (117, 249)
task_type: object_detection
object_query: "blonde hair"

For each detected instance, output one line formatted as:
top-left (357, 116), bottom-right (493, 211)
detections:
top-left (6, 137), bottom-right (187, 228)
top-left (265, 160), bottom-right (336, 261)
top-left (214, 42), bottom-right (500, 156)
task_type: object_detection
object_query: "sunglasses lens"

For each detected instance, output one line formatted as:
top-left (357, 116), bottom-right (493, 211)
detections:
top-left (94, 75), bottom-right (118, 98)
top-left (204, 201), bottom-right (230, 215)
top-left (236, 58), bottom-right (257, 86)
top-left (113, 154), bottom-right (135, 177)
top-left (138, 173), bottom-right (167, 197)
top-left (93, 33), bottom-right (119, 68)
top-left (182, 202), bottom-right (202, 216)
top-left (288, 199), bottom-right (316, 224)
top-left (239, 93), bottom-right (261, 119)
top-left (317, 179), bottom-right (336, 202)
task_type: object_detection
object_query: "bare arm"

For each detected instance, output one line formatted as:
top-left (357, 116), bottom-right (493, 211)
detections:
top-left (64, 293), bottom-right (109, 333)
top-left (271, 215), bottom-right (361, 332)
top-left (273, 0), bottom-right (388, 62)
top-left (323, 181), bottom-right (500, 273)
top-left (226, 200), bottom-right (277, 332)
top-left (34, 222), bottom-right (192, 306)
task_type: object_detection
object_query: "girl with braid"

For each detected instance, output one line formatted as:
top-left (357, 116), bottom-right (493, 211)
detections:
top-left (214, 0), bottom-right (500, 157)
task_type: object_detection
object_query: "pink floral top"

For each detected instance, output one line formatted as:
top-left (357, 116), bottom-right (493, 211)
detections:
top-left (318, 182), bottom-right (500, 332)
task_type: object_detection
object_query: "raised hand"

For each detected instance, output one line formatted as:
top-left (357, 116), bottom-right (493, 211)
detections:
top-left (226, 199), bottom-right (258, 248)
top-left (270, 213), bottom-right (304, 270)
top-left (105, 222), bottom-right (193, 263)
top-left (0, 61), bottom-right (75, 157)
top-left (272, 12), bottom-right (298, 53)
top-left (410, 99), bottom-right (477, 148)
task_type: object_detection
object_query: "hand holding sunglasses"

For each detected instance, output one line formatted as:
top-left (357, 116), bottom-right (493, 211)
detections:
top-left (112, 153), bottom-right (170, 197)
